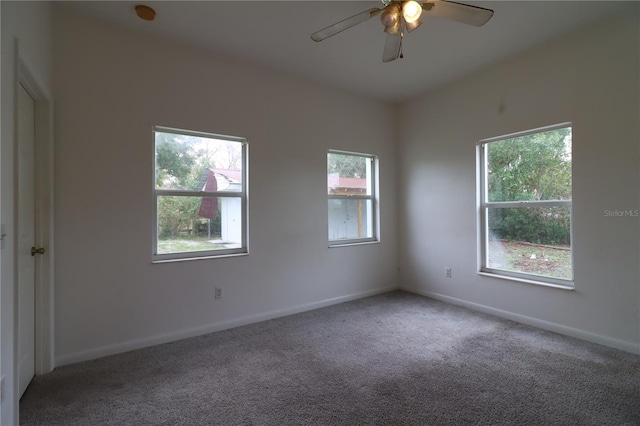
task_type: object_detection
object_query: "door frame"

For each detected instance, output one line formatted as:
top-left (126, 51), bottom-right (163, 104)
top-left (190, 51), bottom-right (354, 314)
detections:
top-left (16, 57), bottom-right (54, 378)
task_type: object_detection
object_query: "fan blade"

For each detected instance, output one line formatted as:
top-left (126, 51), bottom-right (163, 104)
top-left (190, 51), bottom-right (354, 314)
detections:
top-left (382, 34), bottom-right (402, 63)
top-left (311, 8), bottom-right (383, 42)
top-left (423, 0), bottom-right (494, 27)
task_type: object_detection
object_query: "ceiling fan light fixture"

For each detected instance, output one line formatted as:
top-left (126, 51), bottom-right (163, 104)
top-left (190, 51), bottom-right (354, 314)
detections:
top-left (405, 17), bottom-right (422, 32)
top-left (402, 0), bottom-right (422, 23)
top-left (381, 3), bottom-right (402, 35)
top-left (384, 20), bottom-right (402, 35)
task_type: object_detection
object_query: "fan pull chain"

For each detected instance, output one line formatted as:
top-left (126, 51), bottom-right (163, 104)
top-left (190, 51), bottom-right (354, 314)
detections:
top-left (399, 31), bottom-right (404, 59)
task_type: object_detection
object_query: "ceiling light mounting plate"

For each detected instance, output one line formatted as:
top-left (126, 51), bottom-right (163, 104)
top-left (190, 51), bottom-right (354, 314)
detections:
top-left (135, 4), bottom-right (156, 21)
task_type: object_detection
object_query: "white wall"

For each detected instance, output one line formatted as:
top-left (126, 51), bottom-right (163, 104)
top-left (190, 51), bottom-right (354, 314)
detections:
top-left (52, 6), bottom-right (398, 365)
top-left (398, 11), bottom-right (640, 353)
top-left (1, 1), bottom-right (53, 424)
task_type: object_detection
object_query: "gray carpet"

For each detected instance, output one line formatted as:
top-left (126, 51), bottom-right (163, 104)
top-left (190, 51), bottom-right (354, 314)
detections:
top-left (20, 291), bottom-right (640, 425)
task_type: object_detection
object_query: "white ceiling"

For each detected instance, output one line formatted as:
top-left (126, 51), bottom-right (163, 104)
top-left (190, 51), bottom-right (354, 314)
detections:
top-left (60, 1), bottom-right (635, 102)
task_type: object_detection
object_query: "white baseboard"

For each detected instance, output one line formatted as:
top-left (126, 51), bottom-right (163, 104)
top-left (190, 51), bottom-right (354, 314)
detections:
top-left (55, 285), bottom-right (398, 367)
top-left (401, 286), bottom-right (640, 355)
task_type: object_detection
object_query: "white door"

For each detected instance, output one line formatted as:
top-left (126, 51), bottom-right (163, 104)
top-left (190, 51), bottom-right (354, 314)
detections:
top-left (18, 83), bottom-right (36, 398)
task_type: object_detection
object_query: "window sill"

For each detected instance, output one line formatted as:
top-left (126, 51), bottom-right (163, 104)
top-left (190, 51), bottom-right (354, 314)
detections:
top-left (477, 271), bottom-right (574, 291)
top-left (152, 252), bottom-right (249, 264)
top-left (329, 240), bottom-right (379, 248)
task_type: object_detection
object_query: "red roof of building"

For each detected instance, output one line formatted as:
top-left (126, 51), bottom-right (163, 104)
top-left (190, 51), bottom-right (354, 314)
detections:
top-left (327, 175), bottom-right (366, 190)
top-left (210, 168), bottom-right (242, 183)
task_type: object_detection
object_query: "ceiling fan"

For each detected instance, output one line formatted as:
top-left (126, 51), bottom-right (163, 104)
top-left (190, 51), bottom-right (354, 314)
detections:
top-left (311, 0), bottom-right (494, 63)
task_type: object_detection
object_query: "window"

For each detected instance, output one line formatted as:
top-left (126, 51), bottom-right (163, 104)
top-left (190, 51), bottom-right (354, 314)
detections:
top-left (153, 127), bottom-right (248, 261)
top-left (327, 151), bottom-right (378, 245)
top-left (478, 124), bottom-right (572, 287)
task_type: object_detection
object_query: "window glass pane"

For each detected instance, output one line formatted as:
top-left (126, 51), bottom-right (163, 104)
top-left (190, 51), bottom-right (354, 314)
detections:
top-left (155, 131), bottom-right (243, 192)
top-left (327, 153), bottom-right (371, 196)
top-left (157, 195), bottom-right (242, 255)
top-left (486, 207), bottom-right (572, 280)
top-left (328, 199), bottom-right (373, 241)
top-left (486, 127), bottom-right (571, 202)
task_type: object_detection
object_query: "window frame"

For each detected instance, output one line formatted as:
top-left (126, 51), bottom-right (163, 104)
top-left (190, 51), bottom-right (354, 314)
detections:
top-left (152, 126), bottom-right (249, 262)
top-left (327, 150), bottom-right (379, 247)
top-left (477, 123), bottom-right (573, 288)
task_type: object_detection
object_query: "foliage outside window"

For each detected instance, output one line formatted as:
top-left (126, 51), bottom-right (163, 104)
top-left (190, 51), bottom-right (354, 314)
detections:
top-left (328, 151), bottom-right (378, 245)
top-left (478, 124), bottom-right (572, 286)
top-left (153, 127), bottom-right (247, 261)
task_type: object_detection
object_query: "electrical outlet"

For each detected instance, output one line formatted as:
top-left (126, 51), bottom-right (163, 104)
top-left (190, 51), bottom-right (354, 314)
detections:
top-left (445, 267), bottom-right (452, 278)
top-left (1, 224), bottom-right (6, 250)
top-left (1, 375), bottom-right (5, 401)
top-left (214, 287), bottom-right (223, 299)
